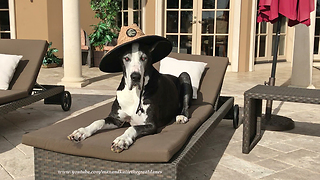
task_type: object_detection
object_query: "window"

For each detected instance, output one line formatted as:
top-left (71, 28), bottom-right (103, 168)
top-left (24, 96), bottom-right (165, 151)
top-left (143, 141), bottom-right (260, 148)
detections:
top-left (0, 0), bottom-right (10, 39)
top-left (255, 9), bottom-right (287, 63)
top-left (314, 0), bottom-right (320, 60)
top-left (117, 0), bottom-right (142, 29)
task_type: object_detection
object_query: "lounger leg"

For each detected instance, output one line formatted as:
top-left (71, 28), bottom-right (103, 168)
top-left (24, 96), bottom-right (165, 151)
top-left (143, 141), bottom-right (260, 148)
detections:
top-left (87, 48), bottom-right (92, 67)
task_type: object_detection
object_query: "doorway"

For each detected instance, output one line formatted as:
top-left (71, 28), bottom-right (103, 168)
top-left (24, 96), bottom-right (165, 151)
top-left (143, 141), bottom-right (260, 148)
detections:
top-left (164, 0), bottom-right (230, 57)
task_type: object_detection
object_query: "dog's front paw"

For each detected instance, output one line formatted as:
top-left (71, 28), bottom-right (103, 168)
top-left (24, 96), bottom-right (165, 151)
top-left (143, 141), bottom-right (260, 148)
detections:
top-left (111, 135), bottom-right (134, 153)
top-left (67, 128), bottom-right (90, 142)
top-left (176, 115), bottom-right (189, 124)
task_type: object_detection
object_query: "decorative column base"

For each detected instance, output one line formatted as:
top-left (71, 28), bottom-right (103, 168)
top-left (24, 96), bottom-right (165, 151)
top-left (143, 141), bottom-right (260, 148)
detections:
top-left (58, 78), bottom-right (89, 88)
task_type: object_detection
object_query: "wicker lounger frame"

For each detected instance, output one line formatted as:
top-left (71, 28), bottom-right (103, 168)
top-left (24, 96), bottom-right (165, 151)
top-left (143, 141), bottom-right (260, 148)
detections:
top-left (34, 96), bottom-right (234, 180)
top-left (0, 39), bottom-right (71, 116)
top-left (0, 84), bottom-right (71, 116)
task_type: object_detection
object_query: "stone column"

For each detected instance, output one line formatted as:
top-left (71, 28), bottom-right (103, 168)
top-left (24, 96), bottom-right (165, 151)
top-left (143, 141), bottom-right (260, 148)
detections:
top-left (291, 0), bottom-right (316, 89)
top-left (59, 0), bottom-right (88, 88)
top-left (291, 24), bottom-right (314, 88)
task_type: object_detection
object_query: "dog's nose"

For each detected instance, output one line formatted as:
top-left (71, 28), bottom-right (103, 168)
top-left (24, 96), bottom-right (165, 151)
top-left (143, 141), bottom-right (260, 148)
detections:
top-left (130, 72), bottom-right (141, 82)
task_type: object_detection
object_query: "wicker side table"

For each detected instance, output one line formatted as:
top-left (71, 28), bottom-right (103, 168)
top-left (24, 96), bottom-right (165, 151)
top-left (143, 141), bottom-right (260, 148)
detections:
top-left (242, 85), bottom-right (320, 154)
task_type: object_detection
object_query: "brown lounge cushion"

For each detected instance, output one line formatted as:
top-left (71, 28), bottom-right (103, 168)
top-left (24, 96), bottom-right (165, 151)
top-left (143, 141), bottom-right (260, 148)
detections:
top-left (22, 53), bottom-right (228, 163)
top-left (23, 102), bottom-right (213, 162)
top-left (0, 90), bottom-right (29, 105)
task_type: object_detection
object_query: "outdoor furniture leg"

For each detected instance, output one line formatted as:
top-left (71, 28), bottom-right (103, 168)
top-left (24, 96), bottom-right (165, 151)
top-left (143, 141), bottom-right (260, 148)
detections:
top-left (243, 97), bottom-right (262, 154)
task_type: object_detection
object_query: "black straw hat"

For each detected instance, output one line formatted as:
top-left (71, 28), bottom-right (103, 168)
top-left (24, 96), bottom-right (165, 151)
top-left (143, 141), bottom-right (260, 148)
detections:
top-left (99, 24), bottom-right (172, 73)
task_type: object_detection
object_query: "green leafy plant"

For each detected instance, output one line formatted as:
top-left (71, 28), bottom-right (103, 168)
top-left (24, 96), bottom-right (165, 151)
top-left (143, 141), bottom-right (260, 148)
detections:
top-left (89, 0), bottom-right (120, 50)
top-left (43, 42), bottom-right (61, 65)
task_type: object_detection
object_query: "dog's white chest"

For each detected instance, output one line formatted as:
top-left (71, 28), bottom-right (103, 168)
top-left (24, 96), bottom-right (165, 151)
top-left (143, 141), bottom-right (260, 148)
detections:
top-left (116, 87), bottom-right (149, 125)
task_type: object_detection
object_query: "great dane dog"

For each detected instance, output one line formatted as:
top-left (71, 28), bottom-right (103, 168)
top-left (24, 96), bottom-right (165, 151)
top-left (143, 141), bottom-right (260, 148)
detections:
top-left (68, 24), bottom-right (193, 153)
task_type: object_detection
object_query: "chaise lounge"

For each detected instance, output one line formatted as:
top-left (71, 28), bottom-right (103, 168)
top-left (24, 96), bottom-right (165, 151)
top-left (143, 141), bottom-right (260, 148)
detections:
top-left (22, 53), bottom-right (237, 180)
top-left (0, 39), bottom-right (71, 116)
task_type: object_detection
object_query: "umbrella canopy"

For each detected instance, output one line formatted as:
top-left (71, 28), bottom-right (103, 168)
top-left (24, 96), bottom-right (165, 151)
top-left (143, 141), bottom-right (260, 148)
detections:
top-left (257, 0), bottom-right (314, 27)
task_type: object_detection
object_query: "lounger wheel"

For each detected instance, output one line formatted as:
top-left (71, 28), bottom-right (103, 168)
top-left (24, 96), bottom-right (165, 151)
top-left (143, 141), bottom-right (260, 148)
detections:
top-left (233, 104), bottom-right (239, 129)
top-left (61, 91), bottom-right (71, 111)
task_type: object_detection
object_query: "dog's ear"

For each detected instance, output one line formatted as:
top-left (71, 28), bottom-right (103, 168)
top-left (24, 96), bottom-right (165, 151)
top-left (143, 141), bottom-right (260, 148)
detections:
top-left (150, 40), bottom-right (172, 59)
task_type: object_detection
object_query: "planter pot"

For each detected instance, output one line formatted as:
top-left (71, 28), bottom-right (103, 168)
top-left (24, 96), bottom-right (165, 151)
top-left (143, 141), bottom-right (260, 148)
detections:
top-left (93, 50), bottom-right (106, 67)
top-left (92, 45), bottom-right (114, 67)
top-left (42, 63), bottom-right (58, 68)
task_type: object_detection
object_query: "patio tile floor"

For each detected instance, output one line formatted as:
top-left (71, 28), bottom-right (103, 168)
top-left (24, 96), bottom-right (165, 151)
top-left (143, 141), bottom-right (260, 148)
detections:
top-left (1, 62), bottom-right (320, 179)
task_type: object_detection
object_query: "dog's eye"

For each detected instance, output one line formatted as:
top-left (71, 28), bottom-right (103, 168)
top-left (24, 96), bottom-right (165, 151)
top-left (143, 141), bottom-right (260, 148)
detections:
top-left (124, 57), bottom-right (130, 61)
top-left (141, 57), bottom-right (147, 61)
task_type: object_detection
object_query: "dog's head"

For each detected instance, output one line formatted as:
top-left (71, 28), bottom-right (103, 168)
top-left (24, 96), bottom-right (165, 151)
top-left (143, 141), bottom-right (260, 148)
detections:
top-left (120, 42), bottom-right (153, 90)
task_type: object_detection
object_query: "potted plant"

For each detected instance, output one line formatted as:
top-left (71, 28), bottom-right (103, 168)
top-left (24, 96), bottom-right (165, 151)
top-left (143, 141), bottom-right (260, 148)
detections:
top-left (42, 42), bottom-right (62, 68)
top-left (89, 0), bottom-right (120, 66)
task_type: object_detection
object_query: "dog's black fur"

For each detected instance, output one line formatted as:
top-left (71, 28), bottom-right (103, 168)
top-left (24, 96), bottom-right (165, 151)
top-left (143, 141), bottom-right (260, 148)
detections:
top-left (68, 42), bottom-right (193, 153)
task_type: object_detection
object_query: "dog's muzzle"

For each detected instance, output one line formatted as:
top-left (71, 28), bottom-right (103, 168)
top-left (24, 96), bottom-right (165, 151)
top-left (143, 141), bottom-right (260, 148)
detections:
top-left (130, 72), bottom-right (142, 90)
top-left (131, 72), bottom-right (141, 82)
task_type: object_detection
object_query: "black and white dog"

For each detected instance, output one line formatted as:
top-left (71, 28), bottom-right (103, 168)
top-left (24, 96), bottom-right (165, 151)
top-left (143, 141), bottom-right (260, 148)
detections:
top-left (68, 25), bottom-right (192, 153)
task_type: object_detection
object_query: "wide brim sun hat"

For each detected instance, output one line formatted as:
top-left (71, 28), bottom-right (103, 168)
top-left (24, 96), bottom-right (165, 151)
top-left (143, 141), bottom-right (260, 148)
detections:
top-left (99, 24), bottom-right (172, 73)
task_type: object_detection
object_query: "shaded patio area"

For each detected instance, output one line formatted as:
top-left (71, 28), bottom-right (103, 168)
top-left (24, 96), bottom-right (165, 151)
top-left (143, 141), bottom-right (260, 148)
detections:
top-left (1, 62), bottom-right (320, 180)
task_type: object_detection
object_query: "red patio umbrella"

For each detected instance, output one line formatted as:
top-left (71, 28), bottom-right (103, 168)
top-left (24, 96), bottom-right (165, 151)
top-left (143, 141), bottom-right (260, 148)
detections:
top-left (257, 0), bottom-right (314, 26)
top-left (256, 0), bottom-right (315, 130)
